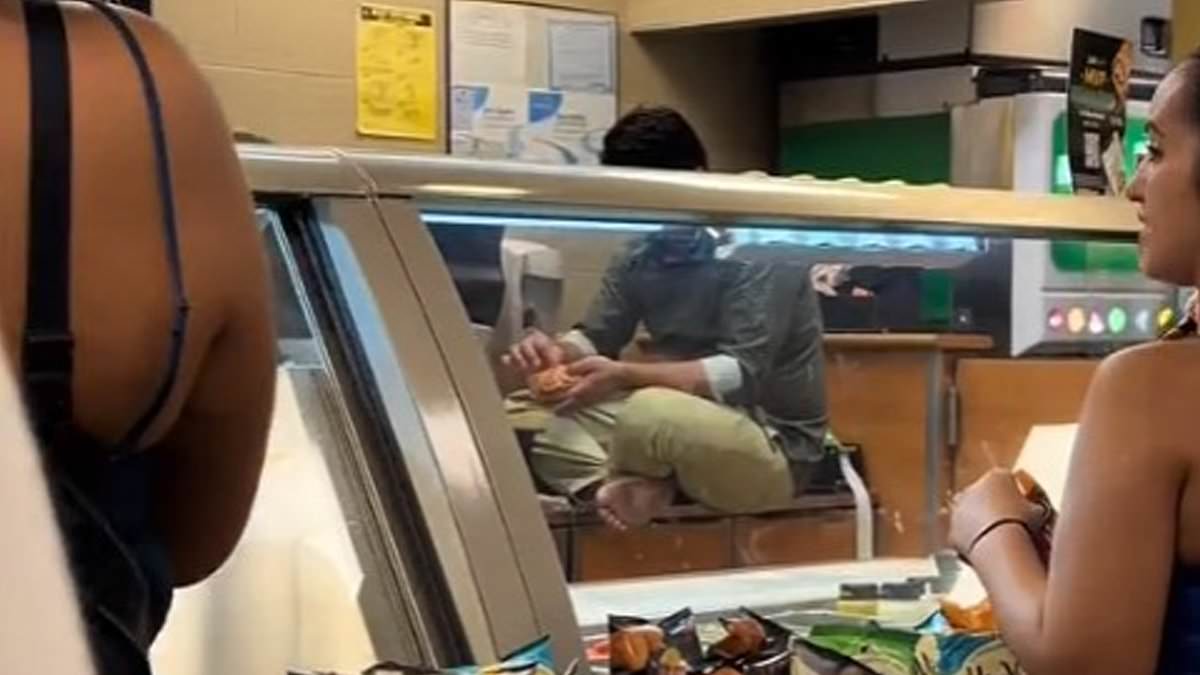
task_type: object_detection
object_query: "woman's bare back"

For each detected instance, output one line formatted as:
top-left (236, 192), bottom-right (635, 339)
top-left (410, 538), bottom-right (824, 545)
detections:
top-left (0, 1), bottom-right (274, 586)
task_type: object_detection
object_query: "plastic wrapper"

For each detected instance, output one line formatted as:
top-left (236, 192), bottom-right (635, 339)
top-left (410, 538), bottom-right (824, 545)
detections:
top-left (609, 609), bottom-right (704, 675)
top-left (800, 614), bottom-right (1025, 674)
top-left (1013, 470), bottom-right (1055, 565)
top-left (804, 625), bottom-right (920, 675)
top-left (702, 609), bottom-right (792, 675)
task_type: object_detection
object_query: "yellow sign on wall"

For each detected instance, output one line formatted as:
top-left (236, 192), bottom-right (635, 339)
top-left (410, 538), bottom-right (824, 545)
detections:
top-left (356, 4), bottom-right (439, 140)
top-left (1174, 0), bottom-right (1200, 63)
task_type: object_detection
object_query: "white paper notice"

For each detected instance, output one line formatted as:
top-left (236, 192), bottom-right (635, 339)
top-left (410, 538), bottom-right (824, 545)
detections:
top-left (1013, 423), bottom-right (1078, 509)
top-left (451, 1), bottom-right (528, 86)
top-left (522, 90), bottom-right (616, 165)
top-left (450, 84), bottom-right (527, 160)
top-left (548, 17), bottom-right (616, 94)
top-left (944, 423), bottom-right (1079, 609)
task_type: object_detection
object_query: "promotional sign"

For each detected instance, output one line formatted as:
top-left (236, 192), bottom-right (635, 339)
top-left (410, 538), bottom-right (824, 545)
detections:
top-left (1067, 28), bottom-right (1133, 195)
top-left (523, 90), bottom-right (611, 164)
top-left (450, 84), bottom-right (526, 159)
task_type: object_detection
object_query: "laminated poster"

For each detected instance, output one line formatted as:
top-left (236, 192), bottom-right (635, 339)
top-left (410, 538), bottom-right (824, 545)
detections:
top-left (1067, 28), bottom-right (1133, 195)
top-left (451, 84), bottom-right (527, 159)
top-left (521, 90), bottom-right (615, 165)
top-left (356, 4), bottom-right (439, 140)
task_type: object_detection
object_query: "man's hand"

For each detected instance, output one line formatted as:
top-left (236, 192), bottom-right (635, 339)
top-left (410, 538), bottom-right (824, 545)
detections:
top-left (502, 329), bottom-right (566, 376)
top-left (558, 356), bottom-right (630, 411)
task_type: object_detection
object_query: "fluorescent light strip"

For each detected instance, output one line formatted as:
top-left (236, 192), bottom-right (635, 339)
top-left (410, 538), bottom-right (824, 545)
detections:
top-left (419, 211), bottom-right (663, 232)
top-left (419, 212), bottom-right (983, 252)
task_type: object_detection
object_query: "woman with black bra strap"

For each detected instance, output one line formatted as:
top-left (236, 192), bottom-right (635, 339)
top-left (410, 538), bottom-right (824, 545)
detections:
top-left (0, 2), bottom-right (275, 673)
top-left (949, 53), bottom-right (1200, 675)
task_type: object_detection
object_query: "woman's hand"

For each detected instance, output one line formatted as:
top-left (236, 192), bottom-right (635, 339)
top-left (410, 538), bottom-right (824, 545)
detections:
top-left (949, 469), bottom-right (1045, 559)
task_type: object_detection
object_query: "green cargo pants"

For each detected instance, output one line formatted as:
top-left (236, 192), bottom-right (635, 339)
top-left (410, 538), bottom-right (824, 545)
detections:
top-left (507, 386), bottom-right (796, 514)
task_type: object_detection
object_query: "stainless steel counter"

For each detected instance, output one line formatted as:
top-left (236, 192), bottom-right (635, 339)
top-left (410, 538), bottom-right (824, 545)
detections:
top-left (569, 558), bottom-right (940, 633)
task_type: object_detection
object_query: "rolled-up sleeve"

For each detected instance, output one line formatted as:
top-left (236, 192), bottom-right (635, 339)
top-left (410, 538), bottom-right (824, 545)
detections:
top-left (700, 354), bottom-right (743, 402)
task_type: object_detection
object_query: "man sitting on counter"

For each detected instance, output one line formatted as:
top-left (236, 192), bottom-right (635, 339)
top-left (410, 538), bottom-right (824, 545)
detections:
top-left (504, 107), bottom-right (829, 529)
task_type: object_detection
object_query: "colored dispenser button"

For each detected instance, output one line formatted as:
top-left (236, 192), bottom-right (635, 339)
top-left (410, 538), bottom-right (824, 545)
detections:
top-left (1047, 309), bottom-right (1065, 331)
top-left (1159, 307), bottom-right (1177, 330)
top-left (1067, 307), bottom-right (1087, 334)
top-left (1136, 309), bottom-right (1153, 333)
top-left (1089, 311), bottom-right (1106, 335)
top-left (1107, 307), bottom-right (1128, 334)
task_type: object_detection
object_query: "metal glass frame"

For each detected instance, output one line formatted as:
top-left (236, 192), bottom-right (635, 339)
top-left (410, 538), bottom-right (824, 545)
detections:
top-left (239, 146), bottom-right (1141, 672)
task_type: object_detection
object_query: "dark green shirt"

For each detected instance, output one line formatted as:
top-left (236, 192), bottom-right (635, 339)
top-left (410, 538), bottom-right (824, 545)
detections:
top-left (570, 231), bottom-right (828, 464)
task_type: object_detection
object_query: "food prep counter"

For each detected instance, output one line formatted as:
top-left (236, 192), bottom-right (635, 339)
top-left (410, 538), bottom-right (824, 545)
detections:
top-left (151, 148), bottom-right (1144, 675)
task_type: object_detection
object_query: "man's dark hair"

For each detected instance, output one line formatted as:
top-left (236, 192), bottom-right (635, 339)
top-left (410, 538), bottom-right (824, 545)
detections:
top-left (601, 106), bottom-right (708, 170)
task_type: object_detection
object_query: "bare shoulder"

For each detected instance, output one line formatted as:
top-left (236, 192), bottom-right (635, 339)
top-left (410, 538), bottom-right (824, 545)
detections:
top-left (1088, 340), bottom-right (1200, 448)
top-left (1098, 338), bottom-right (1200, 386)
top-left (69, 3), bottom-right (261, 295)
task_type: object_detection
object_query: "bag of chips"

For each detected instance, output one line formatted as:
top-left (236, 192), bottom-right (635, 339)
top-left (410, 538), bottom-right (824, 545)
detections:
top-left (801, 620), bottom-right (1026, 675)
top-left (804, 624), bottom-right (920, 675)
top-left (609, 609), bottom-right (704, 675)
top-left (703, 609), bottom-right (792, 675)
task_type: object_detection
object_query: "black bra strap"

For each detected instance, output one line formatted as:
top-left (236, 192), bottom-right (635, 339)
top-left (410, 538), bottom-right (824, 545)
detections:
top-left (22, 0), bottom-right (75, 445)
top-left (22, 0), bottom-right (190, 450)
top-left (83, 0), bottom-right (190, 449)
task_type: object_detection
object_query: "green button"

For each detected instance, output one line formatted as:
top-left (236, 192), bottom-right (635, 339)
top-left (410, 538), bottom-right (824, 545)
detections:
top-left (1108, 307), bottom-right (1128, 334)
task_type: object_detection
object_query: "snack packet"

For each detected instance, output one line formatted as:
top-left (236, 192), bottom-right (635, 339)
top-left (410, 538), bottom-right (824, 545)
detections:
top-left (1013, 470), bottom-right (1055, 565)
top-left (804, 624), bottom-right (921, 675)
top-left (703, 609), bottom-right (793, 675)
top-left (610, 609), bottom-right (704, 675)
top-left (708, 610), bottom-right (790, 660)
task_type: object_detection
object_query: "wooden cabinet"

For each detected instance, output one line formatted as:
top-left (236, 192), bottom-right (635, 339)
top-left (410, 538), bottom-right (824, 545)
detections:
top-left (626, 0), bottom-right (948, 34)
top-left (547, 340), bottom-right (1100, 580)
top-left (573, 520), bottom-right (734, 582)
top-left (954, 358), bottom-right (1098, 490)
top-left (824, 334), bottom-right (991, 557)
top-left (549, 495), bottom-right (864, 581)
top-left (733, 509), bottom-right (858, 567)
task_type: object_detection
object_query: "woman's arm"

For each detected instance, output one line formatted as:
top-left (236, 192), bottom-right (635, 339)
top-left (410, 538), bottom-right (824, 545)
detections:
top-left (960, 345), bottom-right (1186, 675)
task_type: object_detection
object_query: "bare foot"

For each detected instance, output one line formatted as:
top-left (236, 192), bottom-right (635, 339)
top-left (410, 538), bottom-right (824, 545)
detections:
top-left (596, 477), bottom-right (676, 531)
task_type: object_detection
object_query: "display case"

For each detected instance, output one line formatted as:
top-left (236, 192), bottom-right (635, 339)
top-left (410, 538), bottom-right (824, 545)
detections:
top-left (152, 147), bottom-right (1151, 675)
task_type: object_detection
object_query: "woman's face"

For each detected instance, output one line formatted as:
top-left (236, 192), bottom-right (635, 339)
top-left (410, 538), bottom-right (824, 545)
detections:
top-left (1127, 66), bottom-right (1200, 286)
